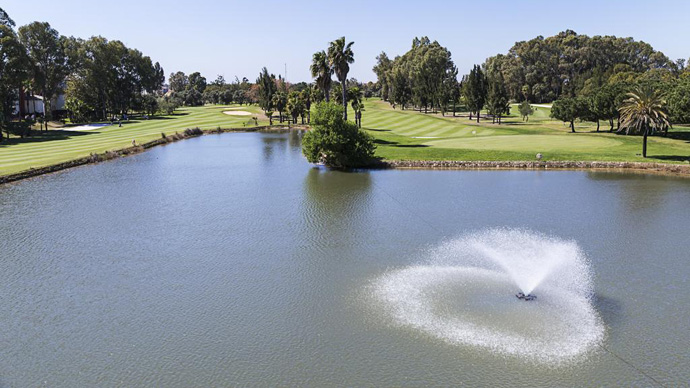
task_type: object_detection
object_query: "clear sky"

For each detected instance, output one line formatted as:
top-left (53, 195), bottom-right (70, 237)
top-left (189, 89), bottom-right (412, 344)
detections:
top-left (5, 0), bottom-right (690, 83)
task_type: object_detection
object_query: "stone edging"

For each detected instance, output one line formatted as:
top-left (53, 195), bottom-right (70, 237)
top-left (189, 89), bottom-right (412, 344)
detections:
top-left (373, 160), bottom-right (690, 175)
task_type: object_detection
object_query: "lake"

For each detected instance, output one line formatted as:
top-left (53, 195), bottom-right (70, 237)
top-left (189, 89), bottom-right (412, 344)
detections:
top-left (0, 131), bottom-right (688, 386)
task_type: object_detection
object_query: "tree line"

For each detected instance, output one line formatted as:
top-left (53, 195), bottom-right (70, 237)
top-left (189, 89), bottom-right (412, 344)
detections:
top-left (251, 36), bottom-right (370, 128)
top-left (0, 7), bottom-right (164, 139)
top-left (373, 37), bottom-right (512, 124)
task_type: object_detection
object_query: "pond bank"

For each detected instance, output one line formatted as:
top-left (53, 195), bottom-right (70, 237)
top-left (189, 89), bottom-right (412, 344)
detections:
top-left (376, 160), bottom-right (690, 176)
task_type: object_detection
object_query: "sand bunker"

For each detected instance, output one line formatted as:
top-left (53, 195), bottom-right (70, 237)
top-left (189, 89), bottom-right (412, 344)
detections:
top-left (223, 111), bottom-right (253, 116)
top-left (62, 123), bottom-right (111, 131)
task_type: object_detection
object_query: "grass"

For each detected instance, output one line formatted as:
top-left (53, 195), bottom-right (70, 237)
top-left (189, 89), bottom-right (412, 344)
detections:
top-left (0, 105), bottom-right (267, 175)
top-left (2, 98), bottom-right (690, 178)
top-left (356, 99), bottom-right (690, 163)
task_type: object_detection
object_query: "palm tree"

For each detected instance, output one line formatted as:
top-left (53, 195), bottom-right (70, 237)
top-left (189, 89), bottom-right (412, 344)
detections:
top-left (618, 86), bottom-right (671, 158)
top-left (349, 87), bottom-right (364, 128)
top-left (327, 37), bottom-right (354, 120)
top-left (310, 51), bottom-right (332, 103)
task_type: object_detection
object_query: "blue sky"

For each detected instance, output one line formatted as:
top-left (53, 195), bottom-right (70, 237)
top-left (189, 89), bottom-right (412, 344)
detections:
top-left (6, 0), bottom-right (690, 83)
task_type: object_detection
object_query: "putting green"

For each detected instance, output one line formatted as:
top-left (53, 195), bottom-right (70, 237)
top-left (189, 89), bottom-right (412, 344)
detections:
top-left (425, 134), bottom-right (623, 152)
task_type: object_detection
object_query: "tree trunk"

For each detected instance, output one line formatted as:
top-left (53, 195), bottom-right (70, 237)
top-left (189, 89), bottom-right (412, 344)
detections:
top-left (453, 101), bottom-right (456, 117)
top-left (642, 129), bottom-right (648, 158)
top-left (609, 119), bottom-right (614, 132)
top-left (476, 111), bottom-right (480, 123)
top-left (571, 120), bottom-right (575, 133)
top-left (469, 113), bottom-right (472, 120)
top-left (341, 81), bottom-right (348, 120)
top-left (596, 119), bottom-right (600, 132)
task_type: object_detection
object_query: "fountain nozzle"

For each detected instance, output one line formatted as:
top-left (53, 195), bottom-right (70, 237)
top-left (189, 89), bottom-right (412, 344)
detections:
top-left (516, 292), bottom-right (537, 301)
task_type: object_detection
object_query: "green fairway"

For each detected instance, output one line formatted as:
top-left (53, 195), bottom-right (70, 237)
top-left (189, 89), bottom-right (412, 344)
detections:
top-left (425, 134), bottom-right (623, 152)
top-left (2, 99), bottom-right (690, 178)
top-left (0, 105), bottom-right (267, 175)
top-left (357, 99), bottom-right (690, 163)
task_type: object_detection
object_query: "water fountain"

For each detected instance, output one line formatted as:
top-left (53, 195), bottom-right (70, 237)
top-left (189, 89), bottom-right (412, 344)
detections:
top-left (372, 228), bottom-right (605, 364)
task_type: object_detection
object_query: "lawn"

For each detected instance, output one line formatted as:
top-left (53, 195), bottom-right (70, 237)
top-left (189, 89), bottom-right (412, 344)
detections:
top-left (0, 105), bottom-right (267, 176)
top-left (2, 99), bottom-right (690, 178)
top-left (357, 99), bottom-right (690, 163)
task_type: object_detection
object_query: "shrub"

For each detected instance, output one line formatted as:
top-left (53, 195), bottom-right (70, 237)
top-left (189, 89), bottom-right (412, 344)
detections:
top-left (301, 102), bottom-right (376, 168)
top-left (183, 127), bottom-right (203, 136)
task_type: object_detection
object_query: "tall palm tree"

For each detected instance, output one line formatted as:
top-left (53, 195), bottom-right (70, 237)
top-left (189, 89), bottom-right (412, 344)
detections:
top-left (327, 37), bottom-right (354, 120)
top-left (618, 86), bottom-right (671, 158)
top-left (310, 51), bottom-right (332, 103)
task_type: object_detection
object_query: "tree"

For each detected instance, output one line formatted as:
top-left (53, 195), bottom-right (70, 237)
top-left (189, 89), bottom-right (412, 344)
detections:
top-left (618, 86), bottom-right (670, 157)
top-left (551, 97), bottom-right (588, 132)
top-left (272, 91), bottom-right (287, 122)
top-left (462, 65), bottom-right (488, 123)
top-left (139, 93), bottom-right (158, 116)
top-left (301, 102), bottom-right (375, 168)
top-left (65, 37), bottom-right (161, 118)
top-left (302, 89), bottom-right (311, 124)
top-left (158, 95), bottom-right (181, 115)
top-left (286, 91), bottom-right (304, 125)
top-left (483, 31), bottom-right (674, 102)
top-left (327, 37), bottom-right (354, 120)
top-left (169, 71), bottom-right (188, 92)
top-left (518, 100), bottom-right (534, 121)
top-left (592, 86), bottom-right (619, 131)
top-left (372, 52), bottom-right (392, 101)
top-left (212, 75), bottom-right (225, 86)
top-left (187, 72), bottom-right (207, 94)
top-left (0, 23), bottom-right (29, 140)
top-left (389, 66), bottom-right (411, 109)
top-left (18, 22), bottom-right (70, 129)
top-left (0, 7), bottom-right (14, 28)
top-left (349, 86), bottom-right (364, 128)
top-left (486, 73), bottom-right (510, 124)
top-left (256, 67), bottom-right (276, 113)
top-left (310, 50), bottom-right (332, 103)
top-left (667, 77), bottom-right (690, 124)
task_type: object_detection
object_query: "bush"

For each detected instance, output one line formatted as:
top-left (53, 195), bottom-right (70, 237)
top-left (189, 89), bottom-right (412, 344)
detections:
top-left (301, 102), bottom-right (376, 168)
top-left (183, 127), bottom-right (203, 136)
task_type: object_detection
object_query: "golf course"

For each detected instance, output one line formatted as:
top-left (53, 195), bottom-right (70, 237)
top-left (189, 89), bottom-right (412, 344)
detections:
top-left (2, 99), bottom-right (690, 177)
top-left (360, 99), bottom-right (690, 163)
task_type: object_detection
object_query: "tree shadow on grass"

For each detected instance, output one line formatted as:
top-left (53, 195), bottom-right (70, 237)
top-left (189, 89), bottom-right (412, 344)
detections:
top-left (373, 139), bottom-right (429, 148)
top-left (665, 131), bottom-right (690, 143)
top-left (395, 144), bottom-right (429, 148)
top-left (374, 139), bottom-right (397, 145)
top-left (0, 130), bottom-right (95, 147)
top-left (366, 128), bottom-right (391, 132)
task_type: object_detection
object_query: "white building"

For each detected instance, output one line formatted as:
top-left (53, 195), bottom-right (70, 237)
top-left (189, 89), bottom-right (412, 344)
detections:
top-left (13, 93), bottom-right (66, 117)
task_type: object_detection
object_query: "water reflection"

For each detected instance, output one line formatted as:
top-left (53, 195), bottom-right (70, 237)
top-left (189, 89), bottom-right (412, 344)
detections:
top-left (301, 167), bottom-right (372, 229)
top-left (586, 171), bottom-right (679, 212)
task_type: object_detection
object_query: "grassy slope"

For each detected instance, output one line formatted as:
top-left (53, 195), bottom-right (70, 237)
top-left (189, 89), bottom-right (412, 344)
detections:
top-left (0, 105), bottom-right (267, 175)
top-left (357, 99), bottom-right (690, 163)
